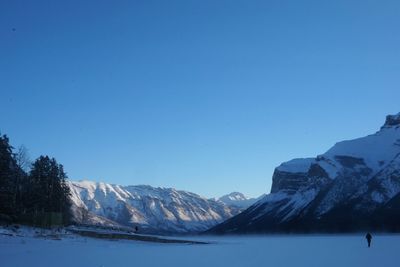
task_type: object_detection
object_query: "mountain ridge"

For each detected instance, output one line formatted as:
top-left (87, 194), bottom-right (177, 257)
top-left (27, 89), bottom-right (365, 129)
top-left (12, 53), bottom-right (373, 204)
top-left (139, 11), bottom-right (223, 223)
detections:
top-left (209, 112), bottom-right (400, 234)
top-left (68, 180), bottom-right (246, 234)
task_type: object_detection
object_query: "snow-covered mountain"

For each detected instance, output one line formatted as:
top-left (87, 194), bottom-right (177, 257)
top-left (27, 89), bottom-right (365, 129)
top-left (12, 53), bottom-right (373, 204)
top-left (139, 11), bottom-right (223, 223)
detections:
top-left (218, 192), bottom-right (263, 209)
top-left (210, 113), bottom-right (400, 233)
top-left (68, 181), bottom-right (241, 234)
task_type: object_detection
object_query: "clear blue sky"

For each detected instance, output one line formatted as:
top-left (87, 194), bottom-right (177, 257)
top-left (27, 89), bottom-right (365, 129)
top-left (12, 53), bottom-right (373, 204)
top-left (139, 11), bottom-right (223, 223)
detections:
top-left (1, 0), bottom-right (399, 198)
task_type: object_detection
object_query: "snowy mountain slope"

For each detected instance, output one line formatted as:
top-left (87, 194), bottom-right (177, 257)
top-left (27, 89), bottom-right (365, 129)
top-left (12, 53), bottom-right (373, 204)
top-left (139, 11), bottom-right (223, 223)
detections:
top-left (209, 113), bottom-right (400, 233)
top-left (218, 192), bottom-right (264, 209)
top-left (68, 181), bottom-right (241, 234)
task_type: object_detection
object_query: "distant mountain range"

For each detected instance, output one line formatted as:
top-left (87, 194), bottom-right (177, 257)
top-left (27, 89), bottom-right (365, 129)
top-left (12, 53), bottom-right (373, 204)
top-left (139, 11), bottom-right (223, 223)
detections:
top-left (68, 180), bottom-right (256, 234)
top-left (209, 113), bottom-right (400, 233)
top-left (217, 192), bottom-right (264, 209)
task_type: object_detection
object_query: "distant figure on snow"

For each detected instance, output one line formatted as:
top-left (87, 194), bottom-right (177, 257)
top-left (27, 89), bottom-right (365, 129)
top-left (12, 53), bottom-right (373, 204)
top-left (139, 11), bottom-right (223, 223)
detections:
top-left (135, 226), bottom-right (139, 233)
top-left (365, 233), bottom-right (372, 247)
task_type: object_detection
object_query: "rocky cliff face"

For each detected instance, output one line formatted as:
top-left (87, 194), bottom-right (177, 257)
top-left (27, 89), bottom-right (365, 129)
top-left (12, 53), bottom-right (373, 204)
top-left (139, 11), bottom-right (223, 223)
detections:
top-left (209, 113), bottom-right (400, 233)
top-left (68, 181), bottom-right (241, 234)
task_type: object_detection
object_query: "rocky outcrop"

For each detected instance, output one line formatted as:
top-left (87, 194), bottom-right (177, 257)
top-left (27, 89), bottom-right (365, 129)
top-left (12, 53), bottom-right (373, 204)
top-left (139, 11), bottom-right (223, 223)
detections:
top-left (382, 113), bottom-right (400, 128)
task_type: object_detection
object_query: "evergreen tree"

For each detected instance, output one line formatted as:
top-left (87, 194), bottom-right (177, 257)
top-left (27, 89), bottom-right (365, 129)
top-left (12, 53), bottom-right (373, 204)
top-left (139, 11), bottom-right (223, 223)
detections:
top-left (28, 156), bottom-right (71, 224)
top-left (0, 134), bottom-right (19, 219)
top-left (0, 132), bottom-right (72, 226)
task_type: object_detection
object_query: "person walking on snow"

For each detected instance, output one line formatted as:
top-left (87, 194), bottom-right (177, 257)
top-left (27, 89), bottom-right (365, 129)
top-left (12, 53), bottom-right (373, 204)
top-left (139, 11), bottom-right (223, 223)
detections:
top-left (365, 233), bottom-right (372, 247)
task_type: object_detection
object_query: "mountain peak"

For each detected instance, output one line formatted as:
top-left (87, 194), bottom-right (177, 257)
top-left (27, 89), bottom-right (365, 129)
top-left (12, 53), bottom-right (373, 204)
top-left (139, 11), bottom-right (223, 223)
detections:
top-left (220, 192), bottom-right (248, 201)
top-left (218, 192), bottom-right (263, 209)
top-left (383, 112), bottom-right (400, 128)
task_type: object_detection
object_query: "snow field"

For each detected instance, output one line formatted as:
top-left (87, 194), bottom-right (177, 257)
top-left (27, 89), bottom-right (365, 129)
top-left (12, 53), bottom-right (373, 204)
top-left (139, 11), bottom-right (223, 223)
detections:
top-left (1, 234), bottom-right (399, 267)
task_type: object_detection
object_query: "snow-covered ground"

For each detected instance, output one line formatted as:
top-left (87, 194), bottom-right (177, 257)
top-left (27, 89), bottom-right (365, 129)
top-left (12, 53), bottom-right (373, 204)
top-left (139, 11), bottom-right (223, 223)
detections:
top-left (1, 229), bottom-right (399, 267)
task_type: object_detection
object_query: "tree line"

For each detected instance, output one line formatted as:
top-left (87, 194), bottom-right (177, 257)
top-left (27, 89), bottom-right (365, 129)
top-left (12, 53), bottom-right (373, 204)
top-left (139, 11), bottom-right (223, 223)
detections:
top-left (0, 134), bottom-right (71, 226)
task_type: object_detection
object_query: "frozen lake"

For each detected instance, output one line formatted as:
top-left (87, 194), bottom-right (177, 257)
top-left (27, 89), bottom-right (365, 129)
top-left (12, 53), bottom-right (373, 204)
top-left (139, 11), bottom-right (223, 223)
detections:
top-left (1, 234), bottom-right (399, 267)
